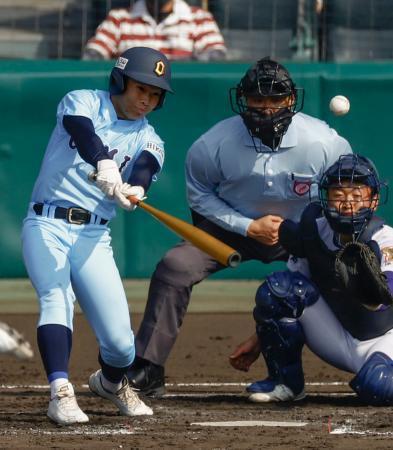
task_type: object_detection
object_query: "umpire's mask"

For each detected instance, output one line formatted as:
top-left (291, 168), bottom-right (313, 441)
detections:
top-left (229, 57), bottom-right (304, 151)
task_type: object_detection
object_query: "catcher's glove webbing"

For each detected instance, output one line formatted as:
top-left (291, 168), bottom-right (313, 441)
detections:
top-left (335, 241), bottom-right (393, 307)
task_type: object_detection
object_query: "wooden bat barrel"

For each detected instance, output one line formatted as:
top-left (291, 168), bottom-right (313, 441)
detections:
top-left (138, 202), bottom-right (241, 267)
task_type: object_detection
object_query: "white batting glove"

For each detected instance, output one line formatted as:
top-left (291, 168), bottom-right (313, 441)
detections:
top-left (114, 183), bottom-right (145, 211)
top-left (95, 159), bottom-right (123, 198)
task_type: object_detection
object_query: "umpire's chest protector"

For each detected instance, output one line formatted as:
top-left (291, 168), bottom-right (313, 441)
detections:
top-left (286, 203), bottom-right (393, 340)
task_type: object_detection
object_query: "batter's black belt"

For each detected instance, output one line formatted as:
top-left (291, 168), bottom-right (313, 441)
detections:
top-left (33, 203), bottom-right (108, 225)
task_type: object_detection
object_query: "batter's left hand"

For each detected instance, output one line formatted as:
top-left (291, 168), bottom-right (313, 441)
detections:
top-left (229, 333), bottom-right (260, 372)
top-left (114, 183), bottom-right (145, 211)
top-left (95, 159), bottom-right (123, 198)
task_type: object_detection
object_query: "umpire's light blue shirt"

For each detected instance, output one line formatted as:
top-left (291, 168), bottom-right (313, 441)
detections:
top-left (186, 113), bottom-right (352, 236)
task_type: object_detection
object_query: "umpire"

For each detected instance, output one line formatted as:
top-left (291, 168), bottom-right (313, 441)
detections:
top-left (128, 57), bottom-right (353, 396)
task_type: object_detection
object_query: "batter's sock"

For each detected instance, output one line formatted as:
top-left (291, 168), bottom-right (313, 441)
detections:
top-left (98, 352), bottom-right (129, 384)
top-left (37, 324), bottom-right (72, 381)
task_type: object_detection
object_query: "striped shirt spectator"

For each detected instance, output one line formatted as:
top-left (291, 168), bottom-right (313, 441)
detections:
top-left (83, 0), bottom-right (226, 61)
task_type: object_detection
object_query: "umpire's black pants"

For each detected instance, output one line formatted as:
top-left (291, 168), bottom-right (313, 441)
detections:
top-left (135, 210), bottom-right (288, 366)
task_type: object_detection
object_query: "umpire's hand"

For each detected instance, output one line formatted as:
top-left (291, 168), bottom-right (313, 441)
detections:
top-left (247, 215), bottom-right (284, 245)
top-left (229, 333), bottom-right (261, 372)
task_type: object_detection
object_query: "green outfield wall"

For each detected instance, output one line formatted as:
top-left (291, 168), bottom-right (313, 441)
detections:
top-left (1, 60), bottom-right (393, 279)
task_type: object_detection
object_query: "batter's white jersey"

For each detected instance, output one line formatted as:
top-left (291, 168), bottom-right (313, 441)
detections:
top-left (30, 89), bottom-right (165, 220)
top-left (287, 217), bottom-right (393, 374)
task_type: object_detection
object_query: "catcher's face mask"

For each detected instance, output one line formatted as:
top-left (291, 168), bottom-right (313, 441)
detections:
top-left (319, 153), bottom-right (386, 237)
top-left (229, 57), bottom-right (304, 151)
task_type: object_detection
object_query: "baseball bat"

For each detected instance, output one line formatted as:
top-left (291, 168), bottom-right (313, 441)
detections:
top-left (88, 172), bottom-right (241, 267)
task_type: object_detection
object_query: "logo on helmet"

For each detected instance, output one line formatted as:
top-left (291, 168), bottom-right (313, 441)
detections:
top-left (115, 57), bottom-right (128, 70)
top-left (154, 60), bottom-right (166, 77)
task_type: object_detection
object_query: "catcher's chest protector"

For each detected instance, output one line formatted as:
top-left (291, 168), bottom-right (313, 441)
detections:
top-left (299, 203), bottom-right (393, 340)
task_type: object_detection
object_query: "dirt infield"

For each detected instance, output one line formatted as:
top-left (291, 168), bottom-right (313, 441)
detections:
top-left (0, 312), bottom-right (392, 449)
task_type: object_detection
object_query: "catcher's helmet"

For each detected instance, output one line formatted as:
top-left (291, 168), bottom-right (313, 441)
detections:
top-left (109, 47), bottom-right (173, 110)
top-left (229, 57), bottom-right (304, 150)
top-left (319, 154), bottom-right (386, 236)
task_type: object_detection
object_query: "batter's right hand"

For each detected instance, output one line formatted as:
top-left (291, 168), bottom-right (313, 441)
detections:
top-left (114, 183), bottom-right (145, 211)
top-left (246, 215), bottom-right (284, 245)
top-left (95, 159), bottom-right (123, 198)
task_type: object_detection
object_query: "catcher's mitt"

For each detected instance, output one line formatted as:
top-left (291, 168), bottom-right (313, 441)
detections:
top-left (335, 241), bottom-right (393, 307)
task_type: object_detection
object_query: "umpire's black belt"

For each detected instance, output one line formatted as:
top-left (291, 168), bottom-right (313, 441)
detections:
top-left (33, 203), bottom-right (108, 225)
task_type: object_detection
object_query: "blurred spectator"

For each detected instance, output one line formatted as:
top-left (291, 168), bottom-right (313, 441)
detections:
top-left (83, 0), bottom-right (226, 61)
top-left (315, 0), bottom-right (324, 15)
top-left (0, 321), bottom-right (33, 360)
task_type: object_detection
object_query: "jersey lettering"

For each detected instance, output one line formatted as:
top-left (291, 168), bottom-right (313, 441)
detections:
top-left (119, 155), bottom-right (131, 173)
top-left (145, 142), bottom-right (164, 159)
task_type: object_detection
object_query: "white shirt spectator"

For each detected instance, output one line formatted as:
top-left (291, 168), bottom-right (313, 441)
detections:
top-left (84, 0), bottom-right (226, 61)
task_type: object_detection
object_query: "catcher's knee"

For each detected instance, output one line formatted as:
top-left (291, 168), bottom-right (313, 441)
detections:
top-left (254, 270), bottom-right (319, 323)
top-left (350, 352), bottom-right (393, 405)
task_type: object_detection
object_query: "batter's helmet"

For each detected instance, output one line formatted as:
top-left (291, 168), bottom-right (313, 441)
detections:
top-left (109, 47), bottom-right (173, 110)
top-left (230, 57), bottom-right (304, 150)
top-left (319, 154), bottom-right (386, 236)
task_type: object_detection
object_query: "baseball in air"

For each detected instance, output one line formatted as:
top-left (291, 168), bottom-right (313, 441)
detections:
top-left (329, 95), bottom-right (350, 116)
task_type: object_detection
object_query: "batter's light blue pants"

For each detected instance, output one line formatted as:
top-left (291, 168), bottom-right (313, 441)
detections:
top-left (22, 215), bottom-right (134, 368)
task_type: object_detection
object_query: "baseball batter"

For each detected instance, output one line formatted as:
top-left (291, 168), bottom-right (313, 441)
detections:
top-left (231, 154), bottom-right (393, 405)
top-left (128, 57), bottom-right (353, 397)
top-left (21, 47), bottom-right (173, 425)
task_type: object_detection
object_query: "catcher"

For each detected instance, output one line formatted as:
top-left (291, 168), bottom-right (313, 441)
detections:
top-left (230, 153), bottom-right (393, 405)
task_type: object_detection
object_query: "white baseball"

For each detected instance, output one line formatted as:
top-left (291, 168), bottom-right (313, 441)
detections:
top-left (329, 95), bottom-right (350, 116)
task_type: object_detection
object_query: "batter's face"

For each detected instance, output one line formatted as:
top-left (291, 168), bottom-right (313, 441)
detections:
top-left (327, 181), bottom-right (377, 215)
top-left (246, 94), bottom-right (294, 115)
top-left (112, 79), bottom-right (162, 120)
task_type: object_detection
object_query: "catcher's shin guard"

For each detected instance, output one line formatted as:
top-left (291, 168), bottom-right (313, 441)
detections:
top-left (350, 351), bottom-right (393, 405)
top-left (252, 271), bottom-right (319, 395)
top-left (254, 319), bottom-right (305, 396)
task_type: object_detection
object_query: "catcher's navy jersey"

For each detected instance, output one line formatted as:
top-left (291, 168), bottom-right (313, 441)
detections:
top-left (287, 217), bottom-right (393, 277)
top-left (186, 113), bottom-right (352, 236)
top-left (287, 218), bottom-right (393, 375)
top-left (31, 89), bottom-right (164, 220)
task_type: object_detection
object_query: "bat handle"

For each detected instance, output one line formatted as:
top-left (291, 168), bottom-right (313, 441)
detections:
top-left (88, 170), bottom-right (141, 205)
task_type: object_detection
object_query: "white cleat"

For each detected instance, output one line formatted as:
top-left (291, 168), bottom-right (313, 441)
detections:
top-left (0, 322), bottom-right (34, 360)
top-left (248, 384), bottom-right (306, 403)
top-left (89, 369), bottom-right (153, 416)
top-left (47, 382), bottom-right (89, 425)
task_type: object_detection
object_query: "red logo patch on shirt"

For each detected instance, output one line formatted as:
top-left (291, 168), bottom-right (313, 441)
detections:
top-left (293, 180), bottom-right (311, 196)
